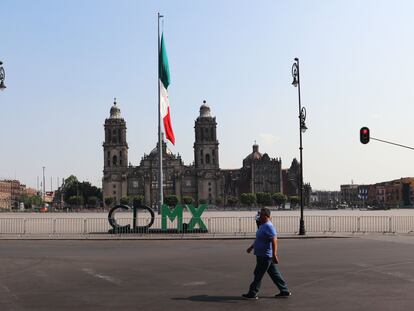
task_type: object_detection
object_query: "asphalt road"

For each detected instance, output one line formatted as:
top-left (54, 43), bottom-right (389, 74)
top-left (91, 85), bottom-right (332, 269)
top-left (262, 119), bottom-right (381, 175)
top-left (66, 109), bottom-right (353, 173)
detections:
top-left (1, 237), bottom-right (413, 311)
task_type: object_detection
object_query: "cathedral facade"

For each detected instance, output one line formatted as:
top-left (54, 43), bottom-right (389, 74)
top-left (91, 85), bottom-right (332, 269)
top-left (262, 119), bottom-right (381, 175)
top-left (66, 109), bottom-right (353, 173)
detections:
top-left (102, 100), bottom-right (302, 207)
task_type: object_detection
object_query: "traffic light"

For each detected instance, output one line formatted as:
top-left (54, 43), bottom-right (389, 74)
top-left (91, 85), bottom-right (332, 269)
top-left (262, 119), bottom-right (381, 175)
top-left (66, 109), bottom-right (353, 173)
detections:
top-left (360, 127), bottom-right (370, 144)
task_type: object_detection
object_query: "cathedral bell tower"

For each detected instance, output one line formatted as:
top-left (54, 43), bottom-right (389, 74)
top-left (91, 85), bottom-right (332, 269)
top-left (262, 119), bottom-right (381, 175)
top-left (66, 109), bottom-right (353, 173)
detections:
top-left (102, 99), bottom-right (128, 204)
top-left (193, 100), bottom-right (221, 204)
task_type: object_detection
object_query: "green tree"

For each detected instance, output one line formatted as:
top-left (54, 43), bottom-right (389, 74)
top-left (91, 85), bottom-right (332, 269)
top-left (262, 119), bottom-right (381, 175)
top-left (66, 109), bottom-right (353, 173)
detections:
top-left (120, 196), bottom-right (130, 205)
top-left (272, 192), bottom-right (287, 207)
top-left (290, 196), bottom-right (300, 207)
top-left (164, 195), bottom-right (179, 207)
top-left (61, 175), bottom-right (102, 207)
top-left (67, 195), bottom-right (84, 207)
top-left (256, 192), bottom-right (272, 206)
top-left (215, 196), bottom-right (223, 206)
top-left (182, 196), bottom-right (193, 205)
top-left (240, 193), bottom-right (256, 205)
top-left (227, 196), bottom-right (239, 206)
top-left (30, 195), bottom-right (43, 208)
top-left (87, 196), bottom-right (99, 208)
top-left (104, 197), bottom-right (114, 207)
top-left (131, 195), bottom-right (144, 206)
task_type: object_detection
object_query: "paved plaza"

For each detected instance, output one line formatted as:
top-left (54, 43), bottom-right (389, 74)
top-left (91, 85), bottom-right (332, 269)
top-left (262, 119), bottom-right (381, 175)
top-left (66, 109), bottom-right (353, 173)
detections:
top-left (1, 236), bottom-right (413, 311)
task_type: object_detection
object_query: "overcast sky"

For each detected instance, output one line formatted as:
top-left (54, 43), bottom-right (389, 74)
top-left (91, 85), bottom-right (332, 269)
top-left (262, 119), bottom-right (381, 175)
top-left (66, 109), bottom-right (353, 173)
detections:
top-left (2, 0), bottom-right (414, 191)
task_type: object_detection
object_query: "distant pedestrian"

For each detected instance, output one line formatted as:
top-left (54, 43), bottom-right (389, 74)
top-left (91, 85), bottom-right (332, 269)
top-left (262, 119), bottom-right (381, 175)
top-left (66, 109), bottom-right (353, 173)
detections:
top-left (255, 210), bottom-right (260, 229)
top-left (242, 207), bottom-right (291, 300)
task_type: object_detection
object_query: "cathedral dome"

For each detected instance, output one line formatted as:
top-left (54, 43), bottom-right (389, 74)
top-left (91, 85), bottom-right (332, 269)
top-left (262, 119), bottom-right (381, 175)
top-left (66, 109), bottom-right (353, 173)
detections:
top-left (199, 100), bottom-right (212, 118)
top-left (149, 139), bottom-right (173, 156)
top-left (244, 143), bottom-right (262, 162)
top-left (150, 146), bottom-right (173, 156)
top-left (110, 99), bottom-right (121, 119)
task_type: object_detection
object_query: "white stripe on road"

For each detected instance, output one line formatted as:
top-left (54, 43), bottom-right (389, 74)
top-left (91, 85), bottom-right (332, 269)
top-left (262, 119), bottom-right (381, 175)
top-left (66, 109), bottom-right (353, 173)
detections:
top-left (182, 281), bottom-right (207, 286)
top-left (82, 268), bottom-right (121, 285)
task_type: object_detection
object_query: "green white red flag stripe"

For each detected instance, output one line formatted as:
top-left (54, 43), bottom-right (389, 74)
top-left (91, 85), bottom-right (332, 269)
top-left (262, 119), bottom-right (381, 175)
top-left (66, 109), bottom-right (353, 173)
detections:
top-left (159, 33), bottom-right (175, 145)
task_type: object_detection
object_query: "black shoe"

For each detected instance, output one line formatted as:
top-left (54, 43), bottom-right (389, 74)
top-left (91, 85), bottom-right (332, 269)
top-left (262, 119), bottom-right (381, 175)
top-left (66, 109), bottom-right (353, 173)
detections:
top-left (242, 293), bottom-right (258, 300)
top-left (274, 291), bottom-right (291, 298)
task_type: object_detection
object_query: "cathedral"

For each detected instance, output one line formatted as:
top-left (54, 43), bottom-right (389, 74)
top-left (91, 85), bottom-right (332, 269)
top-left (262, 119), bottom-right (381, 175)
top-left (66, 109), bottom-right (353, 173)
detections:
top-left (102, 100), bottom-right (304, 207)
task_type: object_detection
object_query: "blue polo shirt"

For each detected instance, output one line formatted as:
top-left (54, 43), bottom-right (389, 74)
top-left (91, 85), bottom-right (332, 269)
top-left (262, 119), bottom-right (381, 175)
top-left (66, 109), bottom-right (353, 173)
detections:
top-left (254, 221), bottom-right (277, 257)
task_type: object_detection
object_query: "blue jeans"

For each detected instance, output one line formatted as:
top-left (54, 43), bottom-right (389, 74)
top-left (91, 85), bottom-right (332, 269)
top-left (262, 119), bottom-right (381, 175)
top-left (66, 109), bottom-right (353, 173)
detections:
top-left (248, 256), bottom-right (289, 295)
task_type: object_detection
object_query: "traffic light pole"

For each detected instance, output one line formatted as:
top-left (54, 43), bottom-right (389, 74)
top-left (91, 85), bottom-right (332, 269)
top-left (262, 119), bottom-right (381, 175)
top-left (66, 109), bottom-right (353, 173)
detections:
top-left (370, 137), bottom-right (414, 151)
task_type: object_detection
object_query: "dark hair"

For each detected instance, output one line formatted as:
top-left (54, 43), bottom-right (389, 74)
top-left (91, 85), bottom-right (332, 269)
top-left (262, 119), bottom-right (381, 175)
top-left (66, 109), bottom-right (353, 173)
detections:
top-left (260, 207), bottom-right (271, 217)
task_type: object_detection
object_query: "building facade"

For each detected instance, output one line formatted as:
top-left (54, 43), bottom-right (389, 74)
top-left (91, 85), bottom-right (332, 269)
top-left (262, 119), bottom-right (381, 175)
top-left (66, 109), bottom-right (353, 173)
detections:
top-left (102, 100), bottom-right (306, 206)
top-left (340, 177), bottom-right (414, 208)
top-left (0, 179), bottom-right (26, 210)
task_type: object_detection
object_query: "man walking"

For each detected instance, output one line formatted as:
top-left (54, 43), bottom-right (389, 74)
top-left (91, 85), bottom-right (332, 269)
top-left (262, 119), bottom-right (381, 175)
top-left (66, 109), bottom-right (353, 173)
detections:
top-left (242, 207), bottom-right (291, 300)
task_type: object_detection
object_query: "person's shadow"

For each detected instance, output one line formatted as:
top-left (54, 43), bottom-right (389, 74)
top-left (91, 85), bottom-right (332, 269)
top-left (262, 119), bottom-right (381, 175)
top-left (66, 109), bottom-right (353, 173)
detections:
top-left (172, 295), bottom-right (244, 303)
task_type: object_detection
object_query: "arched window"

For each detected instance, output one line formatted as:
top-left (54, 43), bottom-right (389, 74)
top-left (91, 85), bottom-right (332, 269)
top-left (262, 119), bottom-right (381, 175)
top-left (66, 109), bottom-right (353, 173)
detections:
top-left (119, 150), bottom-right (123, 165)
top-left (206, 154), bottom-right (210, 164)
top-left (113, 155), bottom-right (117, 166)
top-left (112, 129), bottom-right (118, 143)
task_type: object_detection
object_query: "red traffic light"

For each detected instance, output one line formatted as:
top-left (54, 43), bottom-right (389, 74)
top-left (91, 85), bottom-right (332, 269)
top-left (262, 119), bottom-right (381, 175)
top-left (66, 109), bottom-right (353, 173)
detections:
top-left (360, 127), bottom-right (370, 144)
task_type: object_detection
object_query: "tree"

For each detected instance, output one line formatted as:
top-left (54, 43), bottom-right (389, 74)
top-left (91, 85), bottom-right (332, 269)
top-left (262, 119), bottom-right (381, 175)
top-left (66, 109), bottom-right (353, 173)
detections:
top-left (227, 196), bottom-right (239, 206)
top-left (215, 196), bottom-right (223, 206)
top-left (164, 195), bottom-right (179, 207)
top-left (104, 197), bottom-right (114, 207)
top-left (256, 192), bottom-right (272, 206)
top-left (67, 195), bottom-right (84, 207)
top-left (87, 196), bottom-right (99, 208)
top-left (30, 195), bottom-right (43, 208)
top-left (131, 195), bottom-right (144, 206)
top-left (290, 196), bottom-right (300, 207)
top-left (182, 196), bottom-right (193, 205)
top-left (120, 196), bottom-right (130, 205)
top-left (240, 193), bottom-right (256, 206)
top-left (272, 193), bottom-right (287, 208)
top-left (61, 175), bottom-right (102, 208)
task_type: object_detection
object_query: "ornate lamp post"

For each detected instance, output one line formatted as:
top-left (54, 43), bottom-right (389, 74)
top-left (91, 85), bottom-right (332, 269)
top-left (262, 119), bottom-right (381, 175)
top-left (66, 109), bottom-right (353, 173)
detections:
top-left (0, 61), bottom-right (6, 91)
top-left (291, 57), bottom-right (307, 236)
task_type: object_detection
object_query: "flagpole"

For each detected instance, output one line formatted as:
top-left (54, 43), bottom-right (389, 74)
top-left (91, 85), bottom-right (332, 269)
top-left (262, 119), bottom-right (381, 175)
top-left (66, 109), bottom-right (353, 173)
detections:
top-left (157, 12), bottom-right (163, 214)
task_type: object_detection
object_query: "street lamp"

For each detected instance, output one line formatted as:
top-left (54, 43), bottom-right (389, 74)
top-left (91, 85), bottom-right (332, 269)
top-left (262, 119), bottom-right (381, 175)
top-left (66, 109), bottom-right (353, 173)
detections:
top-left (291, 57), bottom-right (307, 236)
top-left (0, 61), bottom-right (6, 91)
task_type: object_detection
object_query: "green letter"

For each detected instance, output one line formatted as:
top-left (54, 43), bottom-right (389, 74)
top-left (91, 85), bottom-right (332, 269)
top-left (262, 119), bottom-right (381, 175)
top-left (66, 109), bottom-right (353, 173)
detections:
top-left (187, 204), bottom-right (207, 230)
top-left (161, 204), bottom-right (183, 231)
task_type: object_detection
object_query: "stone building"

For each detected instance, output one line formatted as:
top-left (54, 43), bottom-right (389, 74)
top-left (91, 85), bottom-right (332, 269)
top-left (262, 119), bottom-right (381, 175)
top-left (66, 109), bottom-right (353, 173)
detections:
top-left (0, 179), bottom-right (26, 209)
top-left (102, 100), bottom-right (306, 206)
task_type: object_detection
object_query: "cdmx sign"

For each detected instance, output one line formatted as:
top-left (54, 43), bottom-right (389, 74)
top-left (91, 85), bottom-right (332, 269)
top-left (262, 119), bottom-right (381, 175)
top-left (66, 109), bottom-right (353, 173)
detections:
top-left (108, 201), bottom-right (208, 234)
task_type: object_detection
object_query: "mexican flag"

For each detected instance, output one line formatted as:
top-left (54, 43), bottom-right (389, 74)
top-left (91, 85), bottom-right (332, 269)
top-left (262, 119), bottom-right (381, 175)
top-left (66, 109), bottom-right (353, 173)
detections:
top-left (159, 33), bottom-right (175, 145)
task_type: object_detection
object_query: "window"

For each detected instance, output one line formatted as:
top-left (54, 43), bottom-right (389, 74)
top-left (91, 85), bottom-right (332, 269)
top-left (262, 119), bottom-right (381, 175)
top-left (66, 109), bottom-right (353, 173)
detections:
top-left (120, 151), bottom-right (122, 165)
top-left (206, 154), bottom-right (210, 164)
top-left (113, 155), bottom-right (117, 165)
top-left (113, 191), bottom-right (116, 195)
top-left (106, 129), bottom-right (111, 142)
top-left (133, 181), bottom-right (139, 188)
